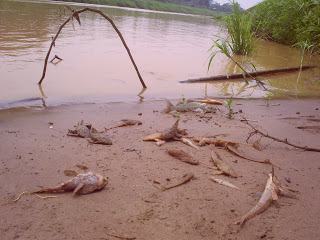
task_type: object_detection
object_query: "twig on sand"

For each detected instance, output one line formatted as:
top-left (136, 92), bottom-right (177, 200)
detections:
top-left (38, 7), bottom-right (146, 88)
top-left (243, 118), bottom-right (320, 152)
top-left (105, 232), bottom-right (136, 240)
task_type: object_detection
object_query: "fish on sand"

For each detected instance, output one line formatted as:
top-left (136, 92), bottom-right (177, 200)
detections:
top-left (13, 172), bottom-right (108, 202)
top-left (236, 169), bottom-right (295, 227)
top-left (143, 119), bottom-right (197, 149)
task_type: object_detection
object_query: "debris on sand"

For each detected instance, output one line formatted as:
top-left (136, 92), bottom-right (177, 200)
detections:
top-left (105, 119), bottom-right (142, 131)
top-left (14, 172), bottom-right (108, 202)
top-left (209, 177), bottom-right (240, 190)
top-left (143, 119), bottom-right (194, 148)
top-left (236, 169), bottom-right (294, 227)
top-left (163, 99), bottom-right (217, 114)
top-left (210, 151), bottom-right (237, 178)
top-left (159, 173), bottom-right (194, 191)
top-left (167, 149), bottom-right (199, 165)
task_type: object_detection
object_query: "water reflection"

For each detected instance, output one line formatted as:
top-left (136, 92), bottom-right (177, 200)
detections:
top-left (0, 0), bottom-right (319, 109)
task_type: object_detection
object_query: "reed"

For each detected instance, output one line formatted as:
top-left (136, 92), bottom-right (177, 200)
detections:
top-left (225, 0), bottom-right (254, 55)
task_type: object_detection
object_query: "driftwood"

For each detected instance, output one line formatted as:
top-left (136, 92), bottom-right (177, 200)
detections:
top-left (243, 118), bottom-right (320, 152)
top-left (38, 7), bottom-right (146, 88)
top-left (180, 65), bottom-right (315, 83)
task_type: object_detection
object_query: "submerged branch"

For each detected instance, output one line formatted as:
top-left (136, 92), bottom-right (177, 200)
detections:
top-left (180, 65), bottom-right (315, 83)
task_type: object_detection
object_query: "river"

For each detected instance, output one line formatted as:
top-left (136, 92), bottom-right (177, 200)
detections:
top-left (0, 0), bottom-right (319, 109)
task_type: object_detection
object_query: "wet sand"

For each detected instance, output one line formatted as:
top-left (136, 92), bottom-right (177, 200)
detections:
top-left (0, 99), bottom-right (320, 240)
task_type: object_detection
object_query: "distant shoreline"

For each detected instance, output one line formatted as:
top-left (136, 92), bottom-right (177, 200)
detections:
top-left (52, 0), bottom-right (223, 17)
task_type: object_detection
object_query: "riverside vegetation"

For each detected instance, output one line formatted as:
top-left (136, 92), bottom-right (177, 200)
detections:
top-left (251, 0), bottom-right (320, 53)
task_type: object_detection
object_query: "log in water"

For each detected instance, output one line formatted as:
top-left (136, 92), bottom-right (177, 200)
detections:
top-left (180, 66), bottom-right (316, 83)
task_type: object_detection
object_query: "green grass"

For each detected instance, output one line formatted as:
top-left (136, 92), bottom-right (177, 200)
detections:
top-left (55, 0), bottom-right (222, 17)
top-left (250, 0), bottom-right (320, 53)
top-left (225, 0), bottom-right (254, 55)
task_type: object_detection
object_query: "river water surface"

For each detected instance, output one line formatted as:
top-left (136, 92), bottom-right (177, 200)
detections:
top-left (1, 0), bottom-right (319, 109)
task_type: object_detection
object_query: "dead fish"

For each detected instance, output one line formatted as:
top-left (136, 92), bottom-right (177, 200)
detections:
top-left (161, 172), bottom-right (194, 191)
top-left (180, 137), bottom-right (199, 150)
top-left (105, 119), bottom-right (142, 131)
top-left (143, 119), bottom-right (182, 142)
top-left (88, 128), bottom-right (112, 145)
top-left (210, 177), bottom-right (240, 190)
top-left (163, 99), bottom-right (216, 114)
top-left (143, 120), bottom-right (194, 148)
top-left (211, 151), bottom-right (237, 178)
top-left (236, 172), bottom-right (281, 227)
top-left (187, 98), bottom-right (223, 105)
top-left (67, 120), bottom-right (92, 138)
top-left (167, 149), bottom-right (199, 165)
top-left (226, 144), bottom-right (271, 165)
top-left (193, 137), bottom-right (238, 147)
top-left (34, 172), bottom-right (108, 196)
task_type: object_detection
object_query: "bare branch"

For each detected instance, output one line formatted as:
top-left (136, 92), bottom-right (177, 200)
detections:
top-left (38, 8), bottom-right (146, 88)
top-left (242, 118), bottom-right (320, 152)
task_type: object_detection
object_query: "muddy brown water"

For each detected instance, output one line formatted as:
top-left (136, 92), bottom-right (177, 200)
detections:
top-left (0, 0), bottom-right (319, 109)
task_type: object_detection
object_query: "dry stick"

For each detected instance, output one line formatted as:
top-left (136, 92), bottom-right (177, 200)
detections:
top-left (243, 118), bottom-right (320, 153)
top-left (180, 65), bottom-right (315, 83)
top-left (38, 8), bottom-right (146, 88)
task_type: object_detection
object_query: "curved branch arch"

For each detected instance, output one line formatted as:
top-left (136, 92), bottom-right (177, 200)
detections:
top-left (38, 7), bottom-right (146, 88)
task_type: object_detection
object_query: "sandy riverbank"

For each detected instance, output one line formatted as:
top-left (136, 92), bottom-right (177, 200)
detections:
top-left (0, 99), bottom-right (320, 240)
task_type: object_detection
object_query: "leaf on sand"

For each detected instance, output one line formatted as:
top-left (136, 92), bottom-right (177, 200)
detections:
top-left (64, 169), bottom-right (78, 177)
top-left (167, 149), bottom-right (199, 165)
top-left (211, 151), bottom-right (237, 178)
top-left (209, 177), bottom-right (240, 190)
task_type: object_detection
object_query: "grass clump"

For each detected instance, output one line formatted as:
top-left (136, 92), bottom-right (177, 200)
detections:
top-left (251, 0), bottom-right (320, 53)
top-left (225, 0), bottom-right (254, 55)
